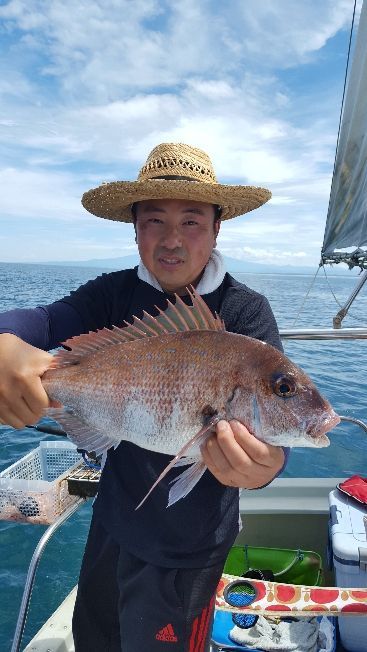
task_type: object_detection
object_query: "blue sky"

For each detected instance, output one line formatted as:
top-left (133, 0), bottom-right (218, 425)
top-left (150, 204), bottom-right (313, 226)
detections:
top-left (0, 0), bottom-right (362, 267)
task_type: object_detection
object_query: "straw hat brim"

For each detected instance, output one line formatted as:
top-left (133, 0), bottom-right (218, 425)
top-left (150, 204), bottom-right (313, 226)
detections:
top-left (81, 179), bottom-right (271, 222)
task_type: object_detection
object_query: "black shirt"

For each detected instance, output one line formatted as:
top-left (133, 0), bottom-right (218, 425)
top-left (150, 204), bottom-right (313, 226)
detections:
top-left (0, 268), bottom-right (284, 567)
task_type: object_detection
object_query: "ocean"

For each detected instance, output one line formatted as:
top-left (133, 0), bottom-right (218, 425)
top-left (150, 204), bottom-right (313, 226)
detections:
top-left (0, 262), bottom-right (366, 650)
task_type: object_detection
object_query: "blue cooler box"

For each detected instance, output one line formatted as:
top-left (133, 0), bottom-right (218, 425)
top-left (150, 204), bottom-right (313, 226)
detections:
top-left (329, 489), bottom-right (367, 652)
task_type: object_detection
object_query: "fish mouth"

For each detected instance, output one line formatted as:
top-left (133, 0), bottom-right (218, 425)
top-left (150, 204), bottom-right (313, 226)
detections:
top-left (253, 411), bottom-right (340, 449)
top-left (307, 433), bottom-right (330, 448)
top-left (306, 411), bottom-right (340, 446)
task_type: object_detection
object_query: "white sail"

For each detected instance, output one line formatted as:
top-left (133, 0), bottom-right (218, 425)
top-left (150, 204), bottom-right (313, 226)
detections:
top-left (321, 0), bottom-right (367, 268)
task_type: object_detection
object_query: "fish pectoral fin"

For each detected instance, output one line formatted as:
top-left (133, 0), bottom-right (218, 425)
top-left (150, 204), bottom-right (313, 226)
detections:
top-left (45, 407), bottom-right (116, 457)
top-left (171, 456), bottom-right (198, 467)
top-left (135, 416), bottom-right (219, 510)
top-left (168, 460), bottom-right (206, 507)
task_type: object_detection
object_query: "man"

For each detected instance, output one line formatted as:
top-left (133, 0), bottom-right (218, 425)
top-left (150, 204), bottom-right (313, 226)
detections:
top-left (0, 142), bottom-right (287, 651)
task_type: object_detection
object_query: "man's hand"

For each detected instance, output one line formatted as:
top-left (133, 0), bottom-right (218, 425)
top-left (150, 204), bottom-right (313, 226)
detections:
top-left (201, 419), bottom-right (285, 489)
top-left (0, 333), bottom-right (54, 429)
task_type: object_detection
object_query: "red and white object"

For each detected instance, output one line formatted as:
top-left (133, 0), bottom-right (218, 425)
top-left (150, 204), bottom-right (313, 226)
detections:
top-left (216, 574), bottom-right (367, 618)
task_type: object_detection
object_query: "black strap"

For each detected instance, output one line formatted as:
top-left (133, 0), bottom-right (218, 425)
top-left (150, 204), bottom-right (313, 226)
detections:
top-left (153, 174), bottom-right (198, 182)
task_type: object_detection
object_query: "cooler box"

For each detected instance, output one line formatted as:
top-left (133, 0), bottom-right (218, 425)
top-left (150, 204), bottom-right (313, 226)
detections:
top-left (329, 489), bottom-right (367, 652)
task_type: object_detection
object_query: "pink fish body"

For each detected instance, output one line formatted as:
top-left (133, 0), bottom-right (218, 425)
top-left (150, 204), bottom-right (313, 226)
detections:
top-left (42, 289), bottom-right (339, 506)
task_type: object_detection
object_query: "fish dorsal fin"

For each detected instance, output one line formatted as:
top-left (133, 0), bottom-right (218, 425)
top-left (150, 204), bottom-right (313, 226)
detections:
top-left (123, 286), bottom-right (225, 338)
top-left (50, 287), bottom-right (225, 368)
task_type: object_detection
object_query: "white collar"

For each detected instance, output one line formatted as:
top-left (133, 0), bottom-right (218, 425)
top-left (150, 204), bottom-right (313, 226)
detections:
top-left (137, 249), bottom-right (226, 295)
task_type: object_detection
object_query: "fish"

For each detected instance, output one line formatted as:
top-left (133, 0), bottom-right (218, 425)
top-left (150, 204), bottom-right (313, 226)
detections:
top-left (42, 288), bottom-right (340, 507)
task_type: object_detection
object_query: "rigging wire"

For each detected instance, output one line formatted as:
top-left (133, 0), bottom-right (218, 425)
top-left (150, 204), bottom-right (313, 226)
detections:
top-left (322, 265), bottom-right (367, 325)
top-left (295, 1), bottom-right (359, 326)
top-left (322, 266), bottom-right (347, 310)
top-left (291, 266), bottom-right (320, 327)
top-left (322, 0), bottom-right (358, 232)
top-left (319, 1), bottom-right (367, 327)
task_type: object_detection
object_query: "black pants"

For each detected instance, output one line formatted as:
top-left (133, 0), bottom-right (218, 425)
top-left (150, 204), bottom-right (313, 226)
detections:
top-left (73, 514), bottom-right (224, 651)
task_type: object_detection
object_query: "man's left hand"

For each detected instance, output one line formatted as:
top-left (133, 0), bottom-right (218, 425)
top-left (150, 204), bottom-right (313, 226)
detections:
top-left (201, 419), bottom-right (285, 489)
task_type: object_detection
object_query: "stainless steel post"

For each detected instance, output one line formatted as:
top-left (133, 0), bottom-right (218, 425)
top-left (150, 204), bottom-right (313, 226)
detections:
top-left (11, 499), bottom-right (84, 652)
top-left (280, 327), bottom-right (367, 339)
top-left (333, 270), bottom-right (367, 328)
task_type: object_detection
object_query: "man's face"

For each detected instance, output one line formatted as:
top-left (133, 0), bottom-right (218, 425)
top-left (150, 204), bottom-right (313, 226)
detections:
top-left (135, 198), bottom-right (220, 295)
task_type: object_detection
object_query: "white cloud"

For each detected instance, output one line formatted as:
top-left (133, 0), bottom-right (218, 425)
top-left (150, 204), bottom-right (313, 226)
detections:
top-left (0, 0), bottom-right (362, 264)
top-left (269, 195), bottom-right (296, 205)
top-left (0, 0), bottom-right (357, 101)
top-left (227, 0), bottom-right (357, 67)
top-left (0, 167), bottom-right (85, 220)
top-left (221, 244), bottom-right (308, 266)
top-left (185, 79), bottom-right (236, 100)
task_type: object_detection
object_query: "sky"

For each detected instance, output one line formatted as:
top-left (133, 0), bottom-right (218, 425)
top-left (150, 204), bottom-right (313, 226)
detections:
top-left (0, 0), bottom-right (363, 268)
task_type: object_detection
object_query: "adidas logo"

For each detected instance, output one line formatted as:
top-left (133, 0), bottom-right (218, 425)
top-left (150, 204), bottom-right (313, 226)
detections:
top-left (155, 623), bottom-right (178, 643)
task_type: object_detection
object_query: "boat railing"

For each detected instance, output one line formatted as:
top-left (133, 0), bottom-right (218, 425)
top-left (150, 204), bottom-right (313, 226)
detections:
top-left (281, 327), bottom-right (367, 433)
top-left (280, 327), bottom-right (367, 339)
top-left (11, 500), bottom-right (85, 652)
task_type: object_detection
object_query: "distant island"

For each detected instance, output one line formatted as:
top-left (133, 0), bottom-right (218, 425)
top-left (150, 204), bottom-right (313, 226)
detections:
top-left (36, 253), bottom-right (357, 276)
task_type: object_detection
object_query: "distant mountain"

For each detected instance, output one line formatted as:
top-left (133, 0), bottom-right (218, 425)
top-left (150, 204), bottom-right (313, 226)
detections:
top-left (49, 254), bottom-right (141, 269)
top-left (44, 254), bottom-right (356, 276)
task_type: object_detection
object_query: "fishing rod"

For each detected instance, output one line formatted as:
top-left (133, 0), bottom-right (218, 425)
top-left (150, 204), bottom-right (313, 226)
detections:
top-left (26, 414), bottom-right (367, 440)
top-left (25, 423), bottom-right (101, 469)
top-left (25, 423), bottom-right (67, 436)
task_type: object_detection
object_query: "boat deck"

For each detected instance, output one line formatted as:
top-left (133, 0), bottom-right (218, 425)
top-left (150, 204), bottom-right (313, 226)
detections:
top-left (22, 477), bottom-right (357, 651)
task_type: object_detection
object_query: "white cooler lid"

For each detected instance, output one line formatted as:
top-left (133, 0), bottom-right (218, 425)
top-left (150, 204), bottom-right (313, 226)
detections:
top-left (329, 489), bottom-right (367, 565)
top-left (329, 489), bottom-right (367, 538)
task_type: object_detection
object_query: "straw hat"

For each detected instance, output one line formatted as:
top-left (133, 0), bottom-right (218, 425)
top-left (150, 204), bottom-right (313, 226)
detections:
top-left (81, 142), bottom-right (271, 222)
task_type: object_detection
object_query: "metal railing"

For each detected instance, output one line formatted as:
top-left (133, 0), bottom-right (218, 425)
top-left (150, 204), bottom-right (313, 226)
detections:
top-left (280, 327), bottom-right (367, 340)
top-left (11, 499), bottom-right (85, 652)
top-left (279, 327), bottom-right (367, 432)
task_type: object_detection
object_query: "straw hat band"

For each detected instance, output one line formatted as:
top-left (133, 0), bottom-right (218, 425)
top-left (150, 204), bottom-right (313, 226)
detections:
top-left (81, 142), bottom-right (272, 223)
top-left (153, 175), bottom-right (200, 182)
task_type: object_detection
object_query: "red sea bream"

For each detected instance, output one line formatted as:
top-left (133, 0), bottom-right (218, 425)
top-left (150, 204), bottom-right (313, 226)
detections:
top-left (42, 289), bottom-right (340, 506)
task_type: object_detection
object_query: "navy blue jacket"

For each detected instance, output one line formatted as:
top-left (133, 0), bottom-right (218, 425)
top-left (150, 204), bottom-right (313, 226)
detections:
top-left (0, 269), bottom-right (286, 567)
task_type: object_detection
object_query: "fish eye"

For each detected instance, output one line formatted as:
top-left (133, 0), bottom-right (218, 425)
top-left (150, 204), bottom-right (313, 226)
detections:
top-left (272, 375), bottom-right (297, 398)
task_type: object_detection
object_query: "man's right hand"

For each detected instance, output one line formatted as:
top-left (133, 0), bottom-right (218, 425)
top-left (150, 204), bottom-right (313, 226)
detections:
top-left (0, 333), bottom-right (54, 429)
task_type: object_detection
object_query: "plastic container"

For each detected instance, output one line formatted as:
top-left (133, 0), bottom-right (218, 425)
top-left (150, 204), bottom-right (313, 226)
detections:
top-left (329, 488), bottom-right (367, 652)
top-left (0, 441), bottom-right (82, 525)
top-left (224, 545), bottom-right (323, 586)
top-left (211, 611), bottom-right (336, 651)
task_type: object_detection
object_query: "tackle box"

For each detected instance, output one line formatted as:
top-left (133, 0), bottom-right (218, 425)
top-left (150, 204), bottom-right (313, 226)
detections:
top-left (0, 441), bottom-right (82, 525)
top-left (329, 488), bottom-right (367, 652)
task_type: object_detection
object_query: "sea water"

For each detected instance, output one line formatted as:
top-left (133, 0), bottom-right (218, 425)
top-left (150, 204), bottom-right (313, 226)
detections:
top-left (0, 262), bottom-right (366, 649)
